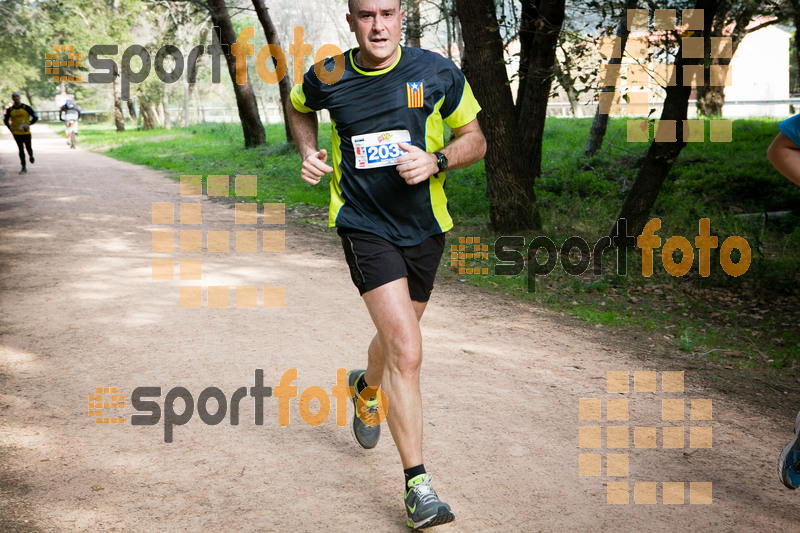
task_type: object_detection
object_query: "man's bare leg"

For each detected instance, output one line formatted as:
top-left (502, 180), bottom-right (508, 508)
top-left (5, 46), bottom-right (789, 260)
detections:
top-left (361, 277), bottom-right (427, 468)
top-left (363, 298), bottom-right (427, 395)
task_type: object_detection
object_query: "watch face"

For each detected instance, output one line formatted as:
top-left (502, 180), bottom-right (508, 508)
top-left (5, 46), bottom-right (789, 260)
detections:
top-left (437, 152), bottom-right (448, 171)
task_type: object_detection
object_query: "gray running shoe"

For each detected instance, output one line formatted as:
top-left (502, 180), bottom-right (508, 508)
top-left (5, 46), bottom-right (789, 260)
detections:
top-left (778, 410), bottom-right (800, 489)
top-left (404, 473), bottom-right (454, 529)
top-left (347, 369), bottom-right (380, 449)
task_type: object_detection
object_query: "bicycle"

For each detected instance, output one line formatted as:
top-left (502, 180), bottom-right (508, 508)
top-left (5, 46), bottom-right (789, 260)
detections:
top-left (63, 109), bottom-right (79, 149)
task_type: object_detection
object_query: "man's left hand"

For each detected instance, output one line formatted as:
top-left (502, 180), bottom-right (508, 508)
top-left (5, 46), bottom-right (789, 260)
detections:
top-left (396, 142), bottom-right (438, 185)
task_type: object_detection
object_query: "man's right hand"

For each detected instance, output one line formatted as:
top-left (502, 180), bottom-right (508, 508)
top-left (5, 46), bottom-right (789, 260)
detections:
top-left (301, 149), bottom-right (334, 185)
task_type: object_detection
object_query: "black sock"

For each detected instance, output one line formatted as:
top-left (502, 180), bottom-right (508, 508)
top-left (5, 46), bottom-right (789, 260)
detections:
top-left (355, 372), bottom-right (368, 397)
top-left (404, 464), bottom-right (426, 491)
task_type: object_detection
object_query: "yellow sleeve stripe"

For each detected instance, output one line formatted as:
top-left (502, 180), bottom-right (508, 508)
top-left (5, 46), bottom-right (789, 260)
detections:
top-left (443, 80), bottom-right (481, 129)
top-left (290, 84), bottom-right (314, 113)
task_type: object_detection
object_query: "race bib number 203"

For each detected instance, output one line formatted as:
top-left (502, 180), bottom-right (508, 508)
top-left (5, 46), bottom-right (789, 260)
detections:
top-left (353, 129), bottom-right (411, 169)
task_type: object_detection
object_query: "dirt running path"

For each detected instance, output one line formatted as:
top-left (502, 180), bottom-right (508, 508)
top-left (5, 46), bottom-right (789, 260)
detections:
top-left (1, 126), bottom-right (799, 532)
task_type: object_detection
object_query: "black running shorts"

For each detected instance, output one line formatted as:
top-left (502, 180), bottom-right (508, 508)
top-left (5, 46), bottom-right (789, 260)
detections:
top-left (338, 228), bottom-right (446, 302)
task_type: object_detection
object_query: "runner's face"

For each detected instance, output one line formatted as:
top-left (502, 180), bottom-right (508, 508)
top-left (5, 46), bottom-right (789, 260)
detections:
top-left (11, 94), bottom-right (20, 106)
top-left (347, 0), bottom-right (403, 69)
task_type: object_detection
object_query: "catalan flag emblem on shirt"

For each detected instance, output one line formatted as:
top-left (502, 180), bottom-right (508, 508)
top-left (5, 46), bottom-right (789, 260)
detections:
top-left (407, 82), bottom-right (423, 108)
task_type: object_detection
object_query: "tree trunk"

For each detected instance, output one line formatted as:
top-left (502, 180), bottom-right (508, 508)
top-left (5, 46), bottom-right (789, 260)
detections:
top-left (443, 0), bottom-right (452, 60)
top-left (251, 0), bottom-right (293, 142)
top-left (584, 0), bottom-right (636, 157)
top-left (112, 64), bottom-right (125, 132)
top-left (209, 0), bottom-right (266, 147)
top-left (516, 0), bottom-right (535, 117)
top-left (191, 83), bottom-right (201, 124)
top-left (110, 0), bottom-right (124, 131)
top-left (452, 5), bottom-right (463, 65)
top-left (554, 45), bottom-right (581, 117)
top-left (570, 95), bottom-right (581, 117)
top-left (127, 99), bottom-right (137, 119)
top-left (795, 10), bottom-right (800, 93)
top-left (614, 0), bottom-right (721, 239)
top-left (259, 95), bottom-right (269, 123)
top-left (696, 3), bottom-right (757, 117)
top-left (24, 89), bottom-right (34, 108)
top-left (198, 90), bottom-right (205, 123)
top-left (695, 18), bottom-right (723, 116)
top-left (151, 102), bottom-right (162, 127)
top-left (514, 0), bottom-right (566, 211)
top-left (455, 0), bottom-right (542, 232)
top-left (696, 85), bottom-right (725, 116)
top-left (405, 0), bottom-right (422, 48)
top-left (185, 30), bottom-right (205, 127)
top-left (162, 93), bottom-right (171, 130)
top-left (183, 79), bottom-right (190, 127)
top-left (141, 102), bottom-right (158, 130)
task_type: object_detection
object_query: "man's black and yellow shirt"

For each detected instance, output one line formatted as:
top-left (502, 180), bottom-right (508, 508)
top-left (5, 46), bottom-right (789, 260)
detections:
top-left (291, 46), bottom-right (481, 246)
top-left (4, 103), bottom-right (38, 135)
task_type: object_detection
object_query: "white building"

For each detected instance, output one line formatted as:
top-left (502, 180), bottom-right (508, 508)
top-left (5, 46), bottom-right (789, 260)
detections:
top-left (723, 24), bottom-right (791, 118)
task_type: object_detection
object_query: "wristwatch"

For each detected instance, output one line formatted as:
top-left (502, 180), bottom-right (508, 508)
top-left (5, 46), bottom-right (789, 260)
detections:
top-left (434, 151), bottom-right (448, 174)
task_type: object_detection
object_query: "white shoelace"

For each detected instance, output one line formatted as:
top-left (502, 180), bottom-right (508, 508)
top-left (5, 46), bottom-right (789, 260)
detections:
top-left (412, 482), bottom-right (438, 506)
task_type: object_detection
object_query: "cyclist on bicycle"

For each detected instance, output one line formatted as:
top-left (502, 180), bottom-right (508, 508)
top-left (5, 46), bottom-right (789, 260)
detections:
top-left (59, 100), bottom-right (81, 146)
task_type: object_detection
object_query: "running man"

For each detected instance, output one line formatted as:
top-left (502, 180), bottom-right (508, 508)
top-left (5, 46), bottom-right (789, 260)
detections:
top-left (4, 92), bottom-right (38, 174)
top-left (286, 0), bottom-right (486, 528)
top-left (767, 114), bottom-right (800, 488)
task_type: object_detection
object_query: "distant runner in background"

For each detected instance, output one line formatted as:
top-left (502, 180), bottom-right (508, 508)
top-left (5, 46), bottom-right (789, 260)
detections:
top-left (4, 92), bottom-right (38, 174)
top-left (59, 99), bottom-right (82, 148)
top-left (767, 114), bottom-right (800, 489)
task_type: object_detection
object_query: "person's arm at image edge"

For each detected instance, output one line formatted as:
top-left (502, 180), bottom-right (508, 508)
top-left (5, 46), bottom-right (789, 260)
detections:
top-left (285, 99), bottom-right (333, 186)
top-left (767, 132), bottom-right (800, 187)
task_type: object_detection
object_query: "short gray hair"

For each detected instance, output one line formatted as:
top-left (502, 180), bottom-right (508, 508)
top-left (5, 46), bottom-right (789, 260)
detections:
top-left (348, 0), bottom-right (402, 14)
